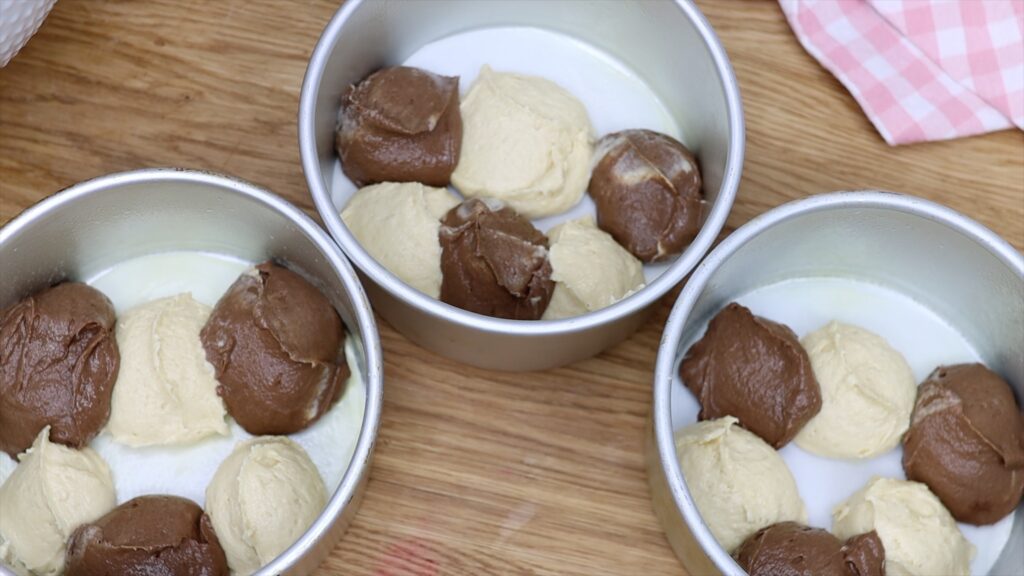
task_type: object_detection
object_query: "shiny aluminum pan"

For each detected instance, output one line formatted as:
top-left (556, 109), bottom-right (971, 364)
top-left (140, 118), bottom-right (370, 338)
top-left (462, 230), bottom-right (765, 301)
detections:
top-left (0, 169), bottom-right (383, 576)
top-left (299, 0), bottom-right (744, 371)
top-left (648, 191), bottom-right (1024, 575)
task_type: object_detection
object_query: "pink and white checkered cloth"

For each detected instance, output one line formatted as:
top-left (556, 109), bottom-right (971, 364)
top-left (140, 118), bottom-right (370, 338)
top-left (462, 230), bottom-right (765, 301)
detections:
top-left (780, 0), bottom-right (1024, 145)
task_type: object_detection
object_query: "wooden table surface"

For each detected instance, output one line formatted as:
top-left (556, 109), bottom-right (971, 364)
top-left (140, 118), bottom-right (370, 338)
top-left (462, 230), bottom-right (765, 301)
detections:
top-left (1, 1), bottom-right (1021, 575)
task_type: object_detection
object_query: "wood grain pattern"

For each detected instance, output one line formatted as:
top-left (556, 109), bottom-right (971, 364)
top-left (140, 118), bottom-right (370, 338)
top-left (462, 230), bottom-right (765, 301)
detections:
top-left (0, 1), bottom-right (1021, 575)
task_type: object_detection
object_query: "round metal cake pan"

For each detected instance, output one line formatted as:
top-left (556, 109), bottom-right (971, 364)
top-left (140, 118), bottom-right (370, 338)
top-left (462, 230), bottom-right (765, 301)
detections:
top-left (299, 0), bottom-right (744, 371)
top-left (0, 168), bottom-right (383, 576)
top-left (647, 190), bottom-right (1024, 575)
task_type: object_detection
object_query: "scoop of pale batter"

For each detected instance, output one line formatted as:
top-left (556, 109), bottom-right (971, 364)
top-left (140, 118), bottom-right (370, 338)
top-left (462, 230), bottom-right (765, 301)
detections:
top-left (0, 428), bottom-right (116, 576)
top-left (542, 217), bottom-right (645, 320)
top-left (451, 66), bottom-right (593, 218)
top-left (675, 417), bottom-right (807, 553)
top-left (832, 477), bottom-right (974, 576)
top-left (205, 437), bottom-right (326, 575)
top-left (107, 293), bottom-right (228, 446)
top-left (795, 321), bottom-right (916, 458)
top-left (342, 181), bottom-right (460, 298)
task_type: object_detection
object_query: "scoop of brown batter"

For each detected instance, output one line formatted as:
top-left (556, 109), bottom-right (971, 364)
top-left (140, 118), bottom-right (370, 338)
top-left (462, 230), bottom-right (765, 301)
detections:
top-left (734, 522), bottom-right (884, 576)
top-left (65, 495), bottom-right (228, 576)
top-left (336, 66), bottom-right (462, 187)
top-left (201, 262), bottom-right (349, 435)
top-left (903, 363), bottom-right (1024, 525)
top-left (679, 303), bottom-right (820, 448)
top-left (0, 282), bottom-right (119, 457)
top-left (439, 199), bottom-right (554, 320)
top-left (588, 129), bottom-right (703, 262)
top-left (842, 531), bottom-right (886, 576)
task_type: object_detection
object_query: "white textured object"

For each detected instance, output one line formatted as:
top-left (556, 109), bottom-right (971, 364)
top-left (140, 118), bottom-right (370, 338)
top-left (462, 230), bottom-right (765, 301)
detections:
top-left (0, 0), bottom-right (55, 67)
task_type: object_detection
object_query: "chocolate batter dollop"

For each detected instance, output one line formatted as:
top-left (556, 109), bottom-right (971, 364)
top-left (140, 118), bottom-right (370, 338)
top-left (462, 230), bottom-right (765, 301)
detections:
top-left (336, 66), bottom-right (462, 187)
top-left (679, 303), bottom-right (820, 448)
top-left (588, 129), bottom-right (703, 262)
top-left (842, 531), bottom-right (886, 576)
top-left (0, 283), bottom-right (119, 457)
top-left (201, 262), bottom-right (349, 435)
top-left (734, 522), bottom-right (884, 576)
top-left (903, 363), bottom-right (1024, 525)
top-left (439, 199), bottom-right (554, 320)
top-left (65, 495), bottom-right (228, 576)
